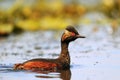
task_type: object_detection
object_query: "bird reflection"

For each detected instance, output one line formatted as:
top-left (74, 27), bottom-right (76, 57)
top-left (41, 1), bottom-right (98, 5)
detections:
top-left (59, 69), bottom-right (71, 80)
top-left (35, 69), bottom-right (71, 80)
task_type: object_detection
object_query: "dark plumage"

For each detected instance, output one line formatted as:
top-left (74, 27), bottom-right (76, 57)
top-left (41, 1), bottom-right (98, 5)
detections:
top-left (66, 25), bottom-right (79, 35)
top-left (14, 26), bottom-right (85, 71)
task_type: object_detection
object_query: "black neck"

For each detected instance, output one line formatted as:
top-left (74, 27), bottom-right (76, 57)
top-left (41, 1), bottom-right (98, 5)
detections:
top-left (59, 41), bottom-right (70, 64)
top-left (61, 42), bottom-right (69, 52)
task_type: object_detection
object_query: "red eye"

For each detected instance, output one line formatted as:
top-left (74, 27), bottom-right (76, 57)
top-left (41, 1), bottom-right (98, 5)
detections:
top-left (71, 32), bottom-right (75, 36)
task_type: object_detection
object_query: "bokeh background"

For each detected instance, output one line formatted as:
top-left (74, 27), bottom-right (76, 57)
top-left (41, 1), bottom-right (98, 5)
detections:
top-left (0, 0), bottom-right (120, 36)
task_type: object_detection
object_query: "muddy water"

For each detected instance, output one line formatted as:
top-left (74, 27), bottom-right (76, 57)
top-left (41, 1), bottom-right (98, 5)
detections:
top-left (0, 26), bottom-right (120, 80)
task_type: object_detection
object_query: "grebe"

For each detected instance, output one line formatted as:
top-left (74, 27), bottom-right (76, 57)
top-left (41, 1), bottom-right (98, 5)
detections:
top-left (14, 25), bottom-right (85, 71)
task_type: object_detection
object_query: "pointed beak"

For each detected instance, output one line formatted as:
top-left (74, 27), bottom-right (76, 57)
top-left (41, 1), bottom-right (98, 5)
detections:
top-left (76, 35), bottom-right (85, 38)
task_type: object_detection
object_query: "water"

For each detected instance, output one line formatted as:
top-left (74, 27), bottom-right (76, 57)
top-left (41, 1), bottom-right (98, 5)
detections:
top-left (0, 26), bottom-right (120, 80)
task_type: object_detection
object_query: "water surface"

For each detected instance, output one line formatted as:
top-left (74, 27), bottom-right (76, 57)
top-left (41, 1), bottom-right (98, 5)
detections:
top-left (0, 26), bottom-right (120, 80)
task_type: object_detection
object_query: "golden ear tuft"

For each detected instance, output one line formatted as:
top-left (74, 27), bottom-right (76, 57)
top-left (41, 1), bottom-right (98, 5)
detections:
top-left (62, 30), bottom-right (75, 41)
top-left (64, 30), bottom-right (70, 35)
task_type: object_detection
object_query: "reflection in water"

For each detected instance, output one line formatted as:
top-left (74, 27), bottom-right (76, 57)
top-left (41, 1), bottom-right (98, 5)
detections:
top-left (59, 69), bottom-right (71, 80)
top-left (35, 69), bottom-right (71, 80)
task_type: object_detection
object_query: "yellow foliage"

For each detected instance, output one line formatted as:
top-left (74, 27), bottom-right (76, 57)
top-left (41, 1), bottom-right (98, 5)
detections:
top-left (0, 24), bottom-right (13, 33)
top-left (22, 6), bottom-right (32, 17)
top-left (47, 0), bottom-right (63, 11)
top-left (77, 5), bottom-right (86, 16)
top-left (39, 16), bottom-right (72, 30)
top-left (35, 0), bottom-right (63, 12)
top-left (102, 0), bottom-right (114, 8)
top-left (16, 17), bottom-right (71, 30)
top-left (16, 19), bottom-right (40, 31)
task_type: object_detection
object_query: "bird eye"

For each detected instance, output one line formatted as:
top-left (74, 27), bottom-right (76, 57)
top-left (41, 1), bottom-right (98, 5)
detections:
top-left (71, 32), bottom-right (75, 36)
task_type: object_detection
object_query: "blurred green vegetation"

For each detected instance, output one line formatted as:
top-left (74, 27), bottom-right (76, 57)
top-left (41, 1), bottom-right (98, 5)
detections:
top-left (0, 0), bottom-right (120, 36)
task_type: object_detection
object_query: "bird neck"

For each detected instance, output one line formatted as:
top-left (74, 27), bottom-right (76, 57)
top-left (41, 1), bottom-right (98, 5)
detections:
top-left (59, 41), bottom-right (70, 64)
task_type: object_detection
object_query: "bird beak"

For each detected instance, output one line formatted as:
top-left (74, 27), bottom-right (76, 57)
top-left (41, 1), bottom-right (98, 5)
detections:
top-left (76, 35), bottom-right (85, 38)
